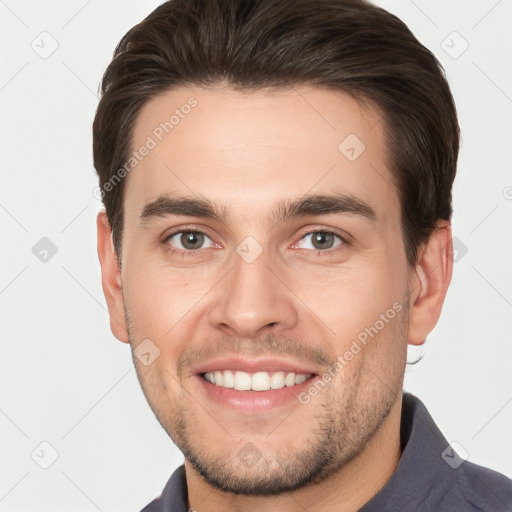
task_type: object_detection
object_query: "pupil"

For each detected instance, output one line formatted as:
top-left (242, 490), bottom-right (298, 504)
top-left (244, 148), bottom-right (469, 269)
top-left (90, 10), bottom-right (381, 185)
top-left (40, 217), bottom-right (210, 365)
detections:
top-left (182, 232), bottom-right (203, 250)
top-left (313, 232), bottom-right (334, 250)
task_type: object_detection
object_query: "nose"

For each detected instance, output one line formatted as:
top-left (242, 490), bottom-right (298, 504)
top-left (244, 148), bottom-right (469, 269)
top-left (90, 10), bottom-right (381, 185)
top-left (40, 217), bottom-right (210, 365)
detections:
top-left (208, 244), bottom-right (298, 338)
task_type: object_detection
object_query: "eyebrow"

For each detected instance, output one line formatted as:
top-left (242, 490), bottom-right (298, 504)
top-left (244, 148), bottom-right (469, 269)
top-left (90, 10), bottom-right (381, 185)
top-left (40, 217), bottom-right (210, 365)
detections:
top-left (138, 192), bottom-right (377, 227)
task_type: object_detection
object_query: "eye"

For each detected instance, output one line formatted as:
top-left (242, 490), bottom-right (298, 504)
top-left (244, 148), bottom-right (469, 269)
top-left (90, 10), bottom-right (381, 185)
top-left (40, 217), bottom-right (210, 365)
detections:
top-left (164, 230), bottom-right (215, 253)
top-left (295, 231), bottom-right (345, 252)
top-left (162, 228), bottom-right (347, 257)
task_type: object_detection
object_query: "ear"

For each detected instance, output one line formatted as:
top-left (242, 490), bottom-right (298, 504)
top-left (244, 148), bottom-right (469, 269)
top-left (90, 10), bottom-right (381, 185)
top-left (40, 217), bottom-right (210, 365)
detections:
top-left (96, 210), bottom-right (129, 343)
top-left (407, 220), bottom-right (453, 346)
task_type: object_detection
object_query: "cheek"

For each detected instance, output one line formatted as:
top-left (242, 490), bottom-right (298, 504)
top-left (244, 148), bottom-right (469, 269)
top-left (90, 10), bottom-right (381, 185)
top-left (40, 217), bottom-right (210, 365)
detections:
top-left (124, 258), bottom-right (201, 328)
top-left (305, 262), bottom-right (402, 325)
top-left (296, 257), bottom-right (407, 367)
top-left (122, 260), bottom-right (219, 375)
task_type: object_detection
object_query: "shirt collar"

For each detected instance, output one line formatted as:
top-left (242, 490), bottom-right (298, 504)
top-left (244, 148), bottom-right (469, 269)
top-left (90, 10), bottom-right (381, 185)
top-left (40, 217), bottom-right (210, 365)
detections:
top-left (360, 392), bottom-right (455, 511)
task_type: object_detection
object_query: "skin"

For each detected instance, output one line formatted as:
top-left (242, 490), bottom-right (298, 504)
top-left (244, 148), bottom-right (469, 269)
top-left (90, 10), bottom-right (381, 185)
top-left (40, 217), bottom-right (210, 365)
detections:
top-left (97, 84), bottom-right (453, 512)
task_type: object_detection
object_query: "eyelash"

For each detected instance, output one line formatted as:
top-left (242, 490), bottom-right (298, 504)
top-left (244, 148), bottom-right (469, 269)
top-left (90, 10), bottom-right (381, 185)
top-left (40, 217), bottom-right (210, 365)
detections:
top-left (161, 227), bottom-right (350, 258)
top-left (162, 229), bottom-right (212, 257)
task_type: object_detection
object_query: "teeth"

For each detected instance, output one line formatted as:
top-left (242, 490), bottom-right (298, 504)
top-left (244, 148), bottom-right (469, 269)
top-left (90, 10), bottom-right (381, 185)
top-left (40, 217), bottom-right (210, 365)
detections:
top-left (284, 372), bottom-right (295, 387)
top-left (203, 370), bottom-right (311, 391)
top-left (270, 371), bottom-right (285, 389)
top-left (252, 371), bottom-right (271, 391)
top-left (295, 373), bottom-right (308, 385)
top-left (234, 371), bottom-right (251, 390)
top-left (222, 370), bottom-right (234, 388)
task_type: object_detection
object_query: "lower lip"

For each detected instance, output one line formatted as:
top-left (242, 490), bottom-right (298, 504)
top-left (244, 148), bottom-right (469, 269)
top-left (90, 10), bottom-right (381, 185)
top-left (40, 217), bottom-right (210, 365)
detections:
top-left (195, 374), bottom-right (320, 412)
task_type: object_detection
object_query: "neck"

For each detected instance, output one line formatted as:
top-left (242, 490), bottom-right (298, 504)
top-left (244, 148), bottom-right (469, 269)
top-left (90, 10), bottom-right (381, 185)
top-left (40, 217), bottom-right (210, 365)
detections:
top-left (185, 395), bottom-right (403, 512)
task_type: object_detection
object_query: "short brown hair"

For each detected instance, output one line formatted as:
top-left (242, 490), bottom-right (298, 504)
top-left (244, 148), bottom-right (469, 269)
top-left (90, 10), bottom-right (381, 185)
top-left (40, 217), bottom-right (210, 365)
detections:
top-left (93, 0), bottom-right (460, 266)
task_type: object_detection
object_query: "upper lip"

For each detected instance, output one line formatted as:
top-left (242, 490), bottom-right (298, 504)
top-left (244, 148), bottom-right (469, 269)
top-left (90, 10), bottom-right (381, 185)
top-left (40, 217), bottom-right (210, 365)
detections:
top-left (192, 357), bottom-right (319, 376)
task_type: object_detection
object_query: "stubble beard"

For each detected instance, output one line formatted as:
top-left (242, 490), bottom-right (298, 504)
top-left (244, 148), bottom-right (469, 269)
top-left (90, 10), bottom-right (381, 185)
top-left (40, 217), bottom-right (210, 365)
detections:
top-left (125, 299), bottom-right (408, 496)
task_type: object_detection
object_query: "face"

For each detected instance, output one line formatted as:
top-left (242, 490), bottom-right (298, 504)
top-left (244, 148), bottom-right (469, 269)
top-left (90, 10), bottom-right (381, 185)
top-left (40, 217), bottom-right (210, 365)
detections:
top-left (105, 84), bottom-right (416, 494)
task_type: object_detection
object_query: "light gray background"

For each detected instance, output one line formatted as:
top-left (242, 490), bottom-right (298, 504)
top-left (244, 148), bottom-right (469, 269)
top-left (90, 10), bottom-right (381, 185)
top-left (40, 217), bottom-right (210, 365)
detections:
top-left (1, 0), bottom-right (511, 510)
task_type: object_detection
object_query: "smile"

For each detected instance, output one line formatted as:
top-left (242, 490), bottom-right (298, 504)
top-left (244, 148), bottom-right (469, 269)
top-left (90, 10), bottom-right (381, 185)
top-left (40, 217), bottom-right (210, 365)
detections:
top-left (202, 370), bottom-right (313, 391)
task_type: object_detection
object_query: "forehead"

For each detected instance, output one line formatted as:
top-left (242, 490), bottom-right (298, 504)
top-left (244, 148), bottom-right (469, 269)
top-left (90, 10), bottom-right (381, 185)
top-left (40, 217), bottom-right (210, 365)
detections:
top-left (124, 84), bottom-right (398, 228)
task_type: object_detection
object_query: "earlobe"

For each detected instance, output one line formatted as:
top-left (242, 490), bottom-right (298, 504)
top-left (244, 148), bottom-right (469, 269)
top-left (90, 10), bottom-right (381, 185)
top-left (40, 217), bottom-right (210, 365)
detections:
top-left (96, 210), bottom-right (130, 343)
top-left (407, 222), bottom-right (453, 346)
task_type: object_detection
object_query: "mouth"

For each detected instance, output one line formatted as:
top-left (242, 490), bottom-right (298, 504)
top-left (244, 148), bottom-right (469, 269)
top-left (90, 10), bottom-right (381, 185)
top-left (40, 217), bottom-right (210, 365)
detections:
top-left (194, 366), bottom-right (320, 412)
top-left (191, 357), bottom-right (322, 411)
top-left (201, 369), bottom-right (314, 391)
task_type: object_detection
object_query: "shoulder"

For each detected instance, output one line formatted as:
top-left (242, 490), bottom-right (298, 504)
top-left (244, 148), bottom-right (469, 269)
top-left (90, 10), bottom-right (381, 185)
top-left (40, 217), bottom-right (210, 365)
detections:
top-left (139, 498), bottom-right (164, 512)
top-left (439, 459), bottom-right (512, 511)
top-left (138, 465), bottom-right (189, 512)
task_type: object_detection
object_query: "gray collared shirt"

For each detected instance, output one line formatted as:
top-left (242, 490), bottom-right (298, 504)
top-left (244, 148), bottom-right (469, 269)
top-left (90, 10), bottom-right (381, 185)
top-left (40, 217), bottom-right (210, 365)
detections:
top-left (140, 392), bottom-right (512, 511)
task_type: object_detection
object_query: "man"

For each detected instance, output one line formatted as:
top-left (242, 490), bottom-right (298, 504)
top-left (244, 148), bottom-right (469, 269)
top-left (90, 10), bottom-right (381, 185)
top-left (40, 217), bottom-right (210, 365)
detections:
top-left (93, 0), bottom-right (512, 510)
